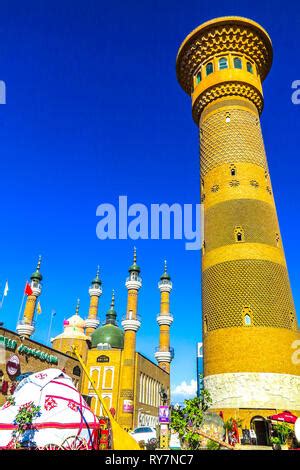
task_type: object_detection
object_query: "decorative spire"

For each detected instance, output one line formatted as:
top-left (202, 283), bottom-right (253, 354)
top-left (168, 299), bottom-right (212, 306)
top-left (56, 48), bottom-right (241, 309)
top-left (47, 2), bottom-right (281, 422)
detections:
top-left (91, 265), bottom-right (102, 286)
top-left (111, 289), bottom-right (115, 308)
top-left (75, 298), bottom-right (80, 316)
top-left (106, 290), bottom-right (117, 325)
top-left (37, 255), bottom-right (42, 271)
top-left (160, 259), bottom-right (171, 281)
top-left (30, 255), bottom-right (43, 281)
top-left (128, 247), bottom-right (141, 273)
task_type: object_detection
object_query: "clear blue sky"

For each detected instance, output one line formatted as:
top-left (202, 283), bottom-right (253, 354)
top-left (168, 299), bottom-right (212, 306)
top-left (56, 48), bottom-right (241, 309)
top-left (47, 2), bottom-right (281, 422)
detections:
top-left (0, 0), bottom-right (299, 401)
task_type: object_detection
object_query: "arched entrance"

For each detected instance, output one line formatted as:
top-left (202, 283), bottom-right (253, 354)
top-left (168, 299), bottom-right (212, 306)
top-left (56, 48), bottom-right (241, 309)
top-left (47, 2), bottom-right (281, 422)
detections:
top-left (251, 416), bottom-right (270, 446)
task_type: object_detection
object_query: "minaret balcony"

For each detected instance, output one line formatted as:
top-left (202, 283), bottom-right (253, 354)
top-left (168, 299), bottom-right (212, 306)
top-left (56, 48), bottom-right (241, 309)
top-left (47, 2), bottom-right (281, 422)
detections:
top-left (16, 321), bottom-right (35, 337)
top-left (155, 346), bottom-right (174, 363)
top-left (84, 318), bottom-right (100, 330)
top-left (89, 286), bottom-right (102, 297)
top-left (125, 276), bottom-right (142, 290)
top-left (122, 313), bottom-right (141, 332)
top-left (158, 280), bottom-right (172, 292)
top-left (156, 313), bottom-right (173, 326)
top-left (31, 284), bottom-right (41, 296)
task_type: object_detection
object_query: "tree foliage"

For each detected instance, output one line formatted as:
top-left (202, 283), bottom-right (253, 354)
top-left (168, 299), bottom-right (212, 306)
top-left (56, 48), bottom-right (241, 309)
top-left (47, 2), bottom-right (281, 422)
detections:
top-left (170, 385), bottom-right (212, 450)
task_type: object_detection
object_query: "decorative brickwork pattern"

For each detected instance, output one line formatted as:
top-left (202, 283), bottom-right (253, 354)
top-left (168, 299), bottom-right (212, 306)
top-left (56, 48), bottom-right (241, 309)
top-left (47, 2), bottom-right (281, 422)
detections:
top-left (204, 199), bottom-right (279, 251)
top-left (202, 259), bottom-right (296, 330)
top-left (200, 108), bottom-right (267, 176)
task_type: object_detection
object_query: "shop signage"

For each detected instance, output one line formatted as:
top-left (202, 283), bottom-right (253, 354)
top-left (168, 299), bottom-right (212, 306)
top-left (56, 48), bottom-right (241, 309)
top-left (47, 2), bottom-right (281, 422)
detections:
top-left (97, 355), bottom-right (109, 363)
top-left (17, 344), bottom-right (58, 365)
top-left (159, 406), bottom-right (170, 424)
top-left (123, 399), bottom-right (134, 413)
top-left (6, 354), bottom-right (20, 376)
top-left (0, 336), bottom-right (17, 351)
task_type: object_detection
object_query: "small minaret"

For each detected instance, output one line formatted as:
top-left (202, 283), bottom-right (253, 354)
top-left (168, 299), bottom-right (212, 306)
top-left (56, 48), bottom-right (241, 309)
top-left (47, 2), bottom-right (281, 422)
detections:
top-left (85, 266), bottom-right (102, 337)
top-left (155, 260), bottom-right (174, 373)
top-left (16, 256), bottom-right (43, 338)
top-left (118, 247), bottom-right (142, 429)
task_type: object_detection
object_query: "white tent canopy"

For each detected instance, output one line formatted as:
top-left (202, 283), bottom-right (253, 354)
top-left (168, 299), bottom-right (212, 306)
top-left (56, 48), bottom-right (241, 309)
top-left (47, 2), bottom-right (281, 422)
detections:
top-left (0, 368), bottom-right (100, 449)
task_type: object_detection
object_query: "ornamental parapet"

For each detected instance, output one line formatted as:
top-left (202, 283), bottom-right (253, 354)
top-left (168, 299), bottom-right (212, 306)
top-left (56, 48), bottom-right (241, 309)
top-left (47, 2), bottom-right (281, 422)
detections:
top-left (156, 314), bottom-right (173, 326)
top-left (122, 315), bottom-right (141, 332)
top-left (89, 286), bottom-right (102, 297)
top-left (16, 322), bottom-right (35, 338)
top-left (154, 346), bottom-right (174, 363)
top-left (84, 318), bottom-right (100, 330)
top-left (125, 277), bottom-right (142, 290)
top-left (158, 279), bottom-right (172, 292)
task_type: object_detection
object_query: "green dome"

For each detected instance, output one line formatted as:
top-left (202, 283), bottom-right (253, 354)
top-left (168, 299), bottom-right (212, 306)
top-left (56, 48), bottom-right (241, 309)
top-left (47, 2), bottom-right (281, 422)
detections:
top-left (31, 270), bottom-right (42, 281)
top-left (160, 271), bottom-right (171, 281)
top-left (91, 324), bottom-right (124, 349)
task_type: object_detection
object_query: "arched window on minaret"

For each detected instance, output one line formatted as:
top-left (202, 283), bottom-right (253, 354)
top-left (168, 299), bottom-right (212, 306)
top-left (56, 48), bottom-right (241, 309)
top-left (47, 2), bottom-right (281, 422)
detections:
top-left (242, 306), bottom-right (253, 326)
top-left (230, 164), bottom-right (237, 176)
top-left (234, 226), bottom-right (245, 242)
top-left (275, 233), bottom-right (280, 247)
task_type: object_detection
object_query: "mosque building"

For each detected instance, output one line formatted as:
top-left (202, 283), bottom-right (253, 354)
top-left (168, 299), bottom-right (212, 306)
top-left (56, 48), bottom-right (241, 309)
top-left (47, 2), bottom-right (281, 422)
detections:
top-left (0, 250), bottom-right (173, 431)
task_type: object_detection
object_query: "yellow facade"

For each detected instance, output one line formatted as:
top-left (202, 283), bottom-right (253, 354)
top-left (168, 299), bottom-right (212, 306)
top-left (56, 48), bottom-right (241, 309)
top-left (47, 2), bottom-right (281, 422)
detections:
top-left (176, 16), bottom-right (300, 435)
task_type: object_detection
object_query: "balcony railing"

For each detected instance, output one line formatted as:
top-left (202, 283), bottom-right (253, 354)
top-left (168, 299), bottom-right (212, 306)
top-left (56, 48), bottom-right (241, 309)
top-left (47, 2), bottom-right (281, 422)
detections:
top-left (155, 346), bottom-right (174, 359)
top-left (126, 276), bottom-right (142, 284)
top-left (122, 313), bottom-right (141, 322)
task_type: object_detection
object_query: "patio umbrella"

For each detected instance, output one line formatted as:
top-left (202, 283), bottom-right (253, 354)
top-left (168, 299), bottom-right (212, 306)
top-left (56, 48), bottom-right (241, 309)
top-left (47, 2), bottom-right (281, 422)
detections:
top-left (268, 411), bottom-right (298, 424)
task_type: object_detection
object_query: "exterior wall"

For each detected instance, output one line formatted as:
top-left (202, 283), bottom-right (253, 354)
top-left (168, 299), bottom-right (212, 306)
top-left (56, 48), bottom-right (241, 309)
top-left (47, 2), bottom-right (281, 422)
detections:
top-left (0, 328), bottom-right (82, 406)
top-left (176, 18), bottom-right (300, 414)
top-left (81, 348), bottom-right (122, 419)
top-left (134, 353), bottom-right (170, 429)
top-left (52, 337), bottom-right (89, 363)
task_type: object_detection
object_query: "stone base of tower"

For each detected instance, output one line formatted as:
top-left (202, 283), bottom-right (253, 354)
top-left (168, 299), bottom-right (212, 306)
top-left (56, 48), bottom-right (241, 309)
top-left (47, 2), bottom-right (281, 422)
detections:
top-left (204, 372), bottom-right (300, 410)
top-left (205, 372), bottom-right (300, 446)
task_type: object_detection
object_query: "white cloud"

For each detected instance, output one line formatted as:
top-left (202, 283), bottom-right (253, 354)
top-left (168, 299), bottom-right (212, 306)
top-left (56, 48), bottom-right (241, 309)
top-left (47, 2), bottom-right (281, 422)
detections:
top-left (172, 379), bottom-right (197, 398)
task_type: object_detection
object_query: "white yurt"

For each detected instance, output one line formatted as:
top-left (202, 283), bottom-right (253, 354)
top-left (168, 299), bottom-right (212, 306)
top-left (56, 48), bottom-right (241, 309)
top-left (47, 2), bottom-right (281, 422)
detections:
top-left (0, 368), bottom-right (100, 449)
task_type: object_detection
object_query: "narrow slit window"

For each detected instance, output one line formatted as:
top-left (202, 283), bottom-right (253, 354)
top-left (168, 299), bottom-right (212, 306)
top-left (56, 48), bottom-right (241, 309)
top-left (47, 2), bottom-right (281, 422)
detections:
top-left (230, 164), bottom-right (236, 176)
top-left (206, 62), bottom-right (213, 76)
top-left (247, 62), bottom-right (253, 73)
top-left (234, 57), bottom-right (242, 69)
top-left (196, 71), bottom-right (202, 84)
top-left (218, 57), bottom-right (228, 70)
top-left (234, 226), bottom-right (245, 242)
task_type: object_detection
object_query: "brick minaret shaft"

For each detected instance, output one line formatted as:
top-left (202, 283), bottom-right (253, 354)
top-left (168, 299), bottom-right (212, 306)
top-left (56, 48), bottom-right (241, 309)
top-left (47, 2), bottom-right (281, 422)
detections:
top-left (155, 261), bottom-right (173, 374)
top-left (16, 256), bottom-right (43, 339)
top-left (176, 16), bottom-right (300, 411)
top-left (118, 248), bottom-right (142, 429)
top-left (85, 266), bottom-right (102, 337)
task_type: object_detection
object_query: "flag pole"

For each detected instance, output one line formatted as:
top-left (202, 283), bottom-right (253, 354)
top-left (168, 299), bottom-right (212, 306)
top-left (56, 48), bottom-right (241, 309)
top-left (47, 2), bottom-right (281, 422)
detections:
top-left (47, 310), bottom-right (56, 345)
top-left (17, 283), bottom-right (26, 325)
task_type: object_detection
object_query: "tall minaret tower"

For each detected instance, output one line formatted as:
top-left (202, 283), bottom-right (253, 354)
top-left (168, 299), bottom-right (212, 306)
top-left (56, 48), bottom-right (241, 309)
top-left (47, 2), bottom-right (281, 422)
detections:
top-left (85, 266), bottom-right (102, 337)
top-left (155, 261), bottom-right (174, 373)
top-left (16, 256), bottom-right (42, 339)
top-left (118, 248), bottom-right (142, 429)
top-left (176, 17), bottom-right (300, 417)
